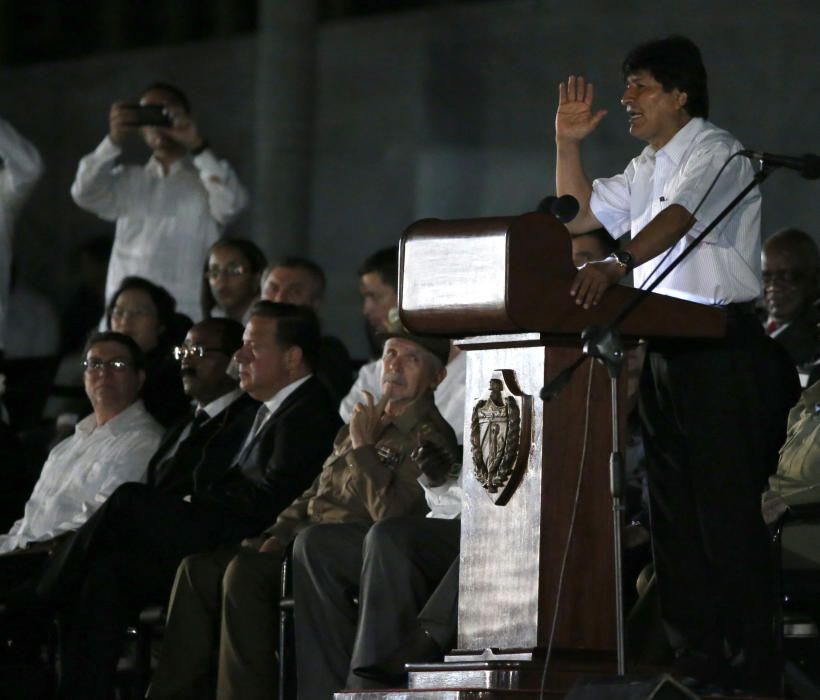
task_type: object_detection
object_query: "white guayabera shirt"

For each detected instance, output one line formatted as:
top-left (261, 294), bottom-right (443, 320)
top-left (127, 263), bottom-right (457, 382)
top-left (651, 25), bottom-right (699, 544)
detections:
top-left (0, 400), bottom-right (163, 553)
top-left (71, 135), bottom-right (248, 322)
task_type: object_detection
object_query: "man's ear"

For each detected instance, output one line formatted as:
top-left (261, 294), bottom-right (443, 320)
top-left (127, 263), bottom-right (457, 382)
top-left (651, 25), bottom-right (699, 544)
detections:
top-left (430, 365), bottom-right (447, 391)
top-left (136, 369), bottom-right (147, 393)
top-left (285, 345), bottom-right (304, 371)
top-left (677, 90), bottom-right (689, 110)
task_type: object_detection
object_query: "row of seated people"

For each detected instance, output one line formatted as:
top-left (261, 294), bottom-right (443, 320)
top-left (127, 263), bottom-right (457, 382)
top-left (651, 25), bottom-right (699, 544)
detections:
top-left (0, 234), bottom-right (815, 698)
top-left (0, 241), bottom-right (469, 698)
top-left (0, 299), bottom-right (459, 699)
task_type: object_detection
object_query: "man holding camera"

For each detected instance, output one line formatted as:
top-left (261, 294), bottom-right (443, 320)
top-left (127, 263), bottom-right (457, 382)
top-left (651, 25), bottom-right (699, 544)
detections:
top-left (71, 83), bottom-right (248, 322)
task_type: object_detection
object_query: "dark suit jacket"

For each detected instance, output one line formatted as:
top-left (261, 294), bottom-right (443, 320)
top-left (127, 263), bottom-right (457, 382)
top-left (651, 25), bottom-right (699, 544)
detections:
top-left (193, 376), bottom-right (342, 530)
top-left (771, 305), bottom-right (820, 367)
top-left (147, 392), bottom-right (259, 497)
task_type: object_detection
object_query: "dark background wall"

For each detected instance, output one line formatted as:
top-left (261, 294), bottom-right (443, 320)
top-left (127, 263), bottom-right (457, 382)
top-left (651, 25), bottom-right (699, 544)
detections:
top-left (2, 0), bottom-right (819, 357)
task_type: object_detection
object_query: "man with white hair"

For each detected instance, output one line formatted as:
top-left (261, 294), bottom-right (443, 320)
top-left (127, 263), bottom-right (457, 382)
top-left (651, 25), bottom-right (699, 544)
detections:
top-left (148, 327), bottom-right (459, 700)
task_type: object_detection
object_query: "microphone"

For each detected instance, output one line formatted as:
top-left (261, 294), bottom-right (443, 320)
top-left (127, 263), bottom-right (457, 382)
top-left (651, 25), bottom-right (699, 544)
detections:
top-left (739, 150), bottom-right (820, 180)
top-left (537, 194), bottom-right (580, 223)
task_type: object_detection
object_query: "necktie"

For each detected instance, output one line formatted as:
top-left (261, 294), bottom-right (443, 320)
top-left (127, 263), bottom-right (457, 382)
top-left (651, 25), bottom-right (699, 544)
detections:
top-left (237, 404), bottom-right (270, 466)
top-left (191, 408), bottom-right (209, 433)
top-left (249, 404), bottom-right (270, 438)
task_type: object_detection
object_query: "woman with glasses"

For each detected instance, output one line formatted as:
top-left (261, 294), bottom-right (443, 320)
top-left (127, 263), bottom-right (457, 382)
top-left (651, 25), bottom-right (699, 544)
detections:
top-left (106, 276), bottom-right (191, 426)
top-left (200, 237), bottom-right (266, 324)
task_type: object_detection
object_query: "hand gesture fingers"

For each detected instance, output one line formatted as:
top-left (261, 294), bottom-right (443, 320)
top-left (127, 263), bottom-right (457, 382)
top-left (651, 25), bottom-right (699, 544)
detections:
top-left (556, 75), bottom-right (608, 142)
top-left (109, 100), bottom-right (135, 145)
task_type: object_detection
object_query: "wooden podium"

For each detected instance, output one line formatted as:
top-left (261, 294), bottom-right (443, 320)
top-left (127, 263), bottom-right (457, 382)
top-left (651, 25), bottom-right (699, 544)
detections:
top-left (338, 213), bottom-right (725, 698)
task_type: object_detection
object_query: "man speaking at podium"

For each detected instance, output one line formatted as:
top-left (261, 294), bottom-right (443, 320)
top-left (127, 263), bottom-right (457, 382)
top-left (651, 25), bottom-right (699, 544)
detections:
top-left (553, 36), bottom-right (797, 694)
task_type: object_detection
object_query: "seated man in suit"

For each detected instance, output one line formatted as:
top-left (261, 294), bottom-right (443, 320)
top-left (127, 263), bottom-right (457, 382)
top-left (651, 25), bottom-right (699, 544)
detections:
top-left (148, 326), bottom-right (459, 700)
top-left (261, 256), bottom-right (353, 403)
top-left (0, 331), bottom-right (162, 600)
top-left (146, 317), bottom-right (255, 494)
top-left (47, 302), bottom-right (341, 700)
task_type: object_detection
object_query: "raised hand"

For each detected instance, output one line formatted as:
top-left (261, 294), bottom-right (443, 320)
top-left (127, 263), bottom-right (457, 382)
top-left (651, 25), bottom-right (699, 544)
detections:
top-left (555, 75), bottom-right (608, 143)
top-left (166, 108), bottom-right (205, 152)
top-left (109, 101), bottom-right (136, 146)
top-left (349, 391), bottom-right (388, 449)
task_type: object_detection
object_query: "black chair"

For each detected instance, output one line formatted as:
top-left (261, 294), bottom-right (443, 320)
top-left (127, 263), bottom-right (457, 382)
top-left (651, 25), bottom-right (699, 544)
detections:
top-left (278, 546), bottom-right (359, 700)
top-left (115, 604), bottom-right (166, 699)
top-left (278, 547), bottom-right (296, 700)
top-left (772, 503), bottom-right (820, 698)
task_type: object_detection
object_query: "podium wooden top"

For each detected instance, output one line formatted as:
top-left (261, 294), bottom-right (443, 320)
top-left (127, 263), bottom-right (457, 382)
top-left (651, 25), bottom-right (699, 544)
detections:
top-left (398, 212), bottom-right (726, 340)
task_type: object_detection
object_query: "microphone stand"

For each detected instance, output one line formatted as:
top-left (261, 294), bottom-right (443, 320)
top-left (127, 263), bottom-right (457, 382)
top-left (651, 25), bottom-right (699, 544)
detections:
top-left (540, 162), bottom-right (775, 676)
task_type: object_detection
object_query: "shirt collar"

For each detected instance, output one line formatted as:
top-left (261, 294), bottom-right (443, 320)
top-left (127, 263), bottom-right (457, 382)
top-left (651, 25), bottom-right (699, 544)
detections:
top-left (262, 375), bottom-right (312, 418)
top-left (80, 400), bottom-right (148, 436)
top-left (383, 391), bottom-right (437, 434)
top-left (655, 117), bottom-right (704, 166)
top-left (145, 154), bottom-right (188, 178)
top-left (198, 387), bottom-right (244, 418)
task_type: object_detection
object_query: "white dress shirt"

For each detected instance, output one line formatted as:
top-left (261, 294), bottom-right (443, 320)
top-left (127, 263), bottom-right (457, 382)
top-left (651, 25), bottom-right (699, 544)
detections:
top-left (0, 117), bottom-right (44, 350)
top-left (0, 400), bottom-right (163, 553)
top-left (590, 117), bottom-right (762, 305)
top-left (70, 136), bottom-right (248, 321)
top-left (419, 470), bottom-right (463, 520)
top-left (339, 351), bottom-right (467, 444)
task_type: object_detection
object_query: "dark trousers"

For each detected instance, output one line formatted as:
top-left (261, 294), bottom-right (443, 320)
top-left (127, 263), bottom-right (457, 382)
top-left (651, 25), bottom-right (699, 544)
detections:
top-left (418, 556), bottom-right (459, 650)
top-left (639, 309), bottom-right (799, 690)
top-left (292, 517), bottom-right (460, 699)
top-left (45, 482), bottom-right (258, 700)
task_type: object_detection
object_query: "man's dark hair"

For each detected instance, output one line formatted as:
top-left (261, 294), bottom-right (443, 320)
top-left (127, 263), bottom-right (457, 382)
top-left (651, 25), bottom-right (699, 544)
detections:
top-left (571, 228), bottom-right (619, 257)
top-left (83, 331), bottom-right (146, 372)
top-left (622, 35), bottom-right (709, 119)
top-left (268, 256), bottom-right (327, 300)
top-left (106, 276), bottom-right (177, 332)
top-left (201, 237), bottom-right (268, 319)
top-left (248, 300), bottom-right (322, 372)
top-left (357, 246), bottom-right (399, 290)
top-left (195, 318), bottom-right (245, 356)
top-left (142, 82), bottom-right (191, 113)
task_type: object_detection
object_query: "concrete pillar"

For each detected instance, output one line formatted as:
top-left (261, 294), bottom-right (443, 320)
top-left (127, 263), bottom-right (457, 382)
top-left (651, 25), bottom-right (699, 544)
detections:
top-left (252, 0), bottom-right (317, 258)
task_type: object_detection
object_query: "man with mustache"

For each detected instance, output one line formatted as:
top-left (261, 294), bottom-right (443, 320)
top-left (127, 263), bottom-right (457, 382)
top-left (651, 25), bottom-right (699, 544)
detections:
top-left (554, 35), bottom-right (798, 693)
top-left (148, 326), bottom-right (458, 700)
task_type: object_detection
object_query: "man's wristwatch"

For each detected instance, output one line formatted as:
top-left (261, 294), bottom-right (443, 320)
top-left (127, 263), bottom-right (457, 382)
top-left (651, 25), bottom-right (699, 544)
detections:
top-left (609, 249), bottom-right (635, 274)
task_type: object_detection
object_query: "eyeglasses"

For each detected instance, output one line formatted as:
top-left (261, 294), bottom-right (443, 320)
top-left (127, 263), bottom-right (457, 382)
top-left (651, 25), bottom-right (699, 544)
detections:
top-left (83, 358), bottom-right (132, 373)
top-left (762, 269), bottom-right (814, 286)
top-left (205, 264), bottom-right (247, 281)
top-left (172, 344), bottom-right (229, 361)
top-left (111, 305), bottom-right (156, 320)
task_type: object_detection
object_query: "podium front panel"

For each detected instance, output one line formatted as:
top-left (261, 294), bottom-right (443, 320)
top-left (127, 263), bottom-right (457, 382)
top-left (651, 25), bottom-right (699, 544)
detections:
top-left (457, 341), bottom-right (619, 654)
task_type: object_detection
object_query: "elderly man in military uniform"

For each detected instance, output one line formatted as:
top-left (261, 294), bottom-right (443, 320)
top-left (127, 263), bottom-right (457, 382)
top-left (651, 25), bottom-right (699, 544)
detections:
top-left (148, 326), bottom-right (458, 700)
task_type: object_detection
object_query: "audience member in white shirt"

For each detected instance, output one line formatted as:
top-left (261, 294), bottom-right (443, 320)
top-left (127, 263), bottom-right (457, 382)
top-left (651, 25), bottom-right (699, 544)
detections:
top-left (70, 82), bottom-right (248, 322)
top-left (0, 331), bottom-right (162, 557)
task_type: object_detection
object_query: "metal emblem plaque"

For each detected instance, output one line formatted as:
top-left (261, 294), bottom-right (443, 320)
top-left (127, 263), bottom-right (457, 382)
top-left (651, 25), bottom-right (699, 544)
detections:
top-left (470, 369), bottom-right (532, 505)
